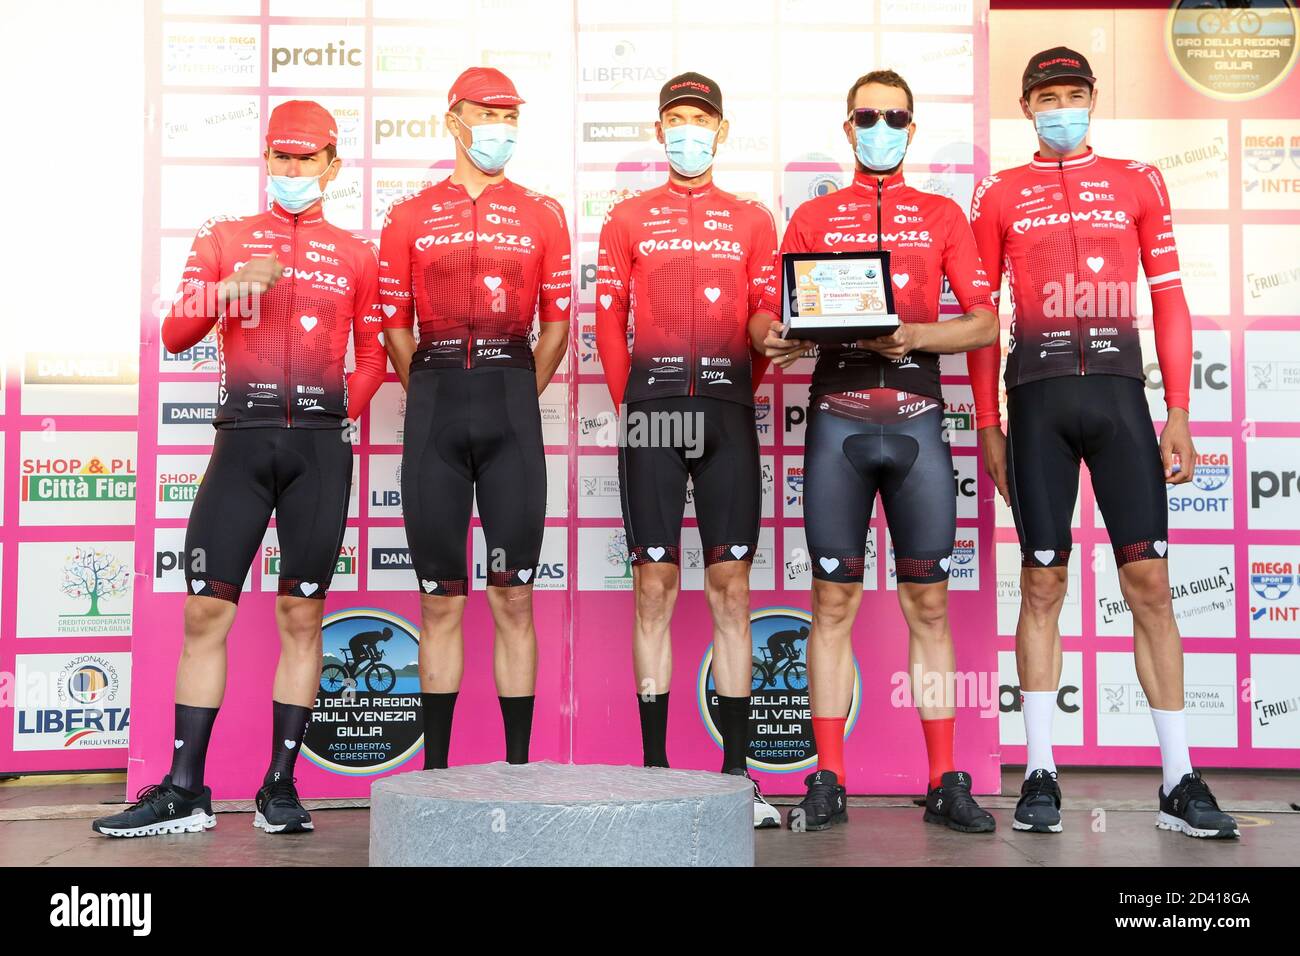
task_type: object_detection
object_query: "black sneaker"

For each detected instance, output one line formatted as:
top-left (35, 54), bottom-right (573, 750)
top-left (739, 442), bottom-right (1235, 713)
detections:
top-left (91, 775), bottom-right (215, 838)
top-left (1013, 768), bottom-right (1063, 833)
top-left (254, 777), bottom-right (313, 834)
top-left (726, 768), bottom-right (781, 829)
top-left (924, 770), bottom-right (996, 833)
top-left (1157, 771), bottom-right (1239, 839)
top-left (788, 769), bottom-right (847, 831)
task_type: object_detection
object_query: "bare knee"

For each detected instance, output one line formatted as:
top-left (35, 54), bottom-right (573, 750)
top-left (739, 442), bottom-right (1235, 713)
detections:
top-left (1020, 569), bottom-right (1067, 617)
top-left (899, 584), bottom-right (949, 635)
top-left (1120, 562), bottom-right (1174, 621)
top-left (183, 596), bottom-right (233, 646)
top-left (487, 585), bottom-right (535, 633)
top-left (277, 598), bottom-right (324, 648)
top-left (706, 567), bottom-right (751, 626)
top-left (635, 569), bottom-right (679, 626)
top-left (812, 583), bottom-right (860, 633)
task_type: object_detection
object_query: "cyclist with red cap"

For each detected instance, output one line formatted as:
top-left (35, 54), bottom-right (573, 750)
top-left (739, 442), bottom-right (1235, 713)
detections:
top-left (969, 47), bottom-right (1237, 838)
top-left (94, 100), bottom-right (387, 838)
top-left (596, 72), bottom-right (781, 828)
top-left (379, 67), bottom-right (572, 769)
top-left (753, 70), bottom-right (1000, 833)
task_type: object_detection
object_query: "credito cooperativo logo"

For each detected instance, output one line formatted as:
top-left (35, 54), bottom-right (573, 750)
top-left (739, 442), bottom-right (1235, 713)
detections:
top-left (697, 606), bottom-right (861, 773)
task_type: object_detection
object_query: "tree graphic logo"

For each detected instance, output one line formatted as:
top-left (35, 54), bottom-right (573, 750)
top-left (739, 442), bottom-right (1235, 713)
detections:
top-left (61, 546), bottom-right (131, 619)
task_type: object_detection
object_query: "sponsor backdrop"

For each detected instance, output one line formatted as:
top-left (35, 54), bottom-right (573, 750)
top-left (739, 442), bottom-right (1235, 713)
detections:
top-left (1, 1), bottom-right (1294, 789)
top-left (987, 2), bottom-right (1300, 769)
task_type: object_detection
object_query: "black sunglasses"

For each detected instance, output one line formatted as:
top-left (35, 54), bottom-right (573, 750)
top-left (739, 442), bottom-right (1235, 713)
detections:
top-left (852, 107), bottom-right (912, 130)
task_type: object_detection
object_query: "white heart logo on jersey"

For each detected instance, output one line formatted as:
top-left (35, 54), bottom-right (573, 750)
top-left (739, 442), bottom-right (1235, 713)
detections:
top-left (1033, 550), bottom-right (1055, 566)
top-left (421, 578), bottom-right (438, 593)
top-left (599, 294), bottom-right (613, 310)
top-left (415, 235), bottom-right (435, 252)
top-left (555, 297), bottom-right (571, 312)
top-left (174, 739), bottom-right (184, 750)
top-left (1086, 256), bottom-right (1104, 274)
top-left (284, 740), bottom-right (297, 750)
top-left (382, 304), bottom-right (397, 318)
top-left (704, 287), bottom-right (721, 303)
top-left (939, 556), bottom-right (951, 572)
top-left (730, 545), bottom-right (748, 559)
top-left (819, 557), bottom-right (840, 573)
top-left (646, 547), bottom-right (666, 562)
top-left (299, 582), bottom-right (318, 596)
top-left (377, 332), bottom-right (385, 346)
top-left (483, 276), bottom-right (502, 292)
top-left (1153, 540), bottom-right (1168, 557)
top-left (518, 568), bottom-right (533, 583)
top-left (300, 315), bottom-right (318, 332)
top-left (190, 580), bottom-right (205, 594)
top-left (893, 273), bottom-right (910, 289)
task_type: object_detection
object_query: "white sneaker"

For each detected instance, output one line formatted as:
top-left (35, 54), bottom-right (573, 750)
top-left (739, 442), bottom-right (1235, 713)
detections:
top-left (728, 768), bottom-right (781, 829)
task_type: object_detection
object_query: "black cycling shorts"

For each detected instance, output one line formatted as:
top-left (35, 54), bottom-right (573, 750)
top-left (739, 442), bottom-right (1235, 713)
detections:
top-left (402, 365), bottom-right (546, 595)
top-left (1007, 374), bottom-right (1168, 569)
top-left (184, 426), bottom-right (353, 604)
top-left (804, 402), bottom-right (955, 585)
top-left (618, 396), bottom-right (760, 568)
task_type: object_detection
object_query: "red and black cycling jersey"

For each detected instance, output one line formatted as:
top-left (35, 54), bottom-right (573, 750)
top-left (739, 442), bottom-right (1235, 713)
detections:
top-left (760, 169), bottom-right (994, 402)
top-left (595, 179), bottom-right (778, 407)
top-left (378, 176), bottom-right (572, 371)
top-left (163, 201), bottom-right (387, 429)
top-left (967, 148), bottom-right (1192, 429)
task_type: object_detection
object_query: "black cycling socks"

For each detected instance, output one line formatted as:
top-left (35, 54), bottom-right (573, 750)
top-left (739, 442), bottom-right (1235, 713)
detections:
top-left (638, 691), bottom-right (670, 768)
top-left (499, 695), bottom-right (535, 764)
top-left (264, 700), bottom-right (312, 786)
top-left (169, 703), bottom-right (219, 794)
top-left (421, 692), bottom-right (458, 769)
top-left (717, 695), bottom-right (752, 774)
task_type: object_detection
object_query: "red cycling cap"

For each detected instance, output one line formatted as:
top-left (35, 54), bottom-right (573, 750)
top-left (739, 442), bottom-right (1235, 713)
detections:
top-left (266, 99), bottom-right (338, 153)
top-left (447, 66), bottom-right (525, 110)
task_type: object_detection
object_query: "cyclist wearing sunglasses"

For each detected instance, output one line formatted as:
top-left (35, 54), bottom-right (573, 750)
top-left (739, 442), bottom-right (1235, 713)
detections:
top-left (752, 70), bottom-right (999, 832)
top-left (968, 47), bottom-right (1238, 839)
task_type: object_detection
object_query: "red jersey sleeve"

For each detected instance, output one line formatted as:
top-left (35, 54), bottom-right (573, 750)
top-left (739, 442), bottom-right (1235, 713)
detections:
top-left (941, 200), bottom-right (995, 314)
top-left (346, 240), bottom-right (388, 421)
top-left (1134, 164), bottom-right (1192, 414)
top-left (162, 220), bottom-right (225, 354)
top-left (747, 203), bottom-right (780, 391)
top-left (757, 205), bottom-right (813, 317)
top-left (967, 174), bottom-right (1007, 429)
top-left (377, 200), bottom-right (415, 333)
top-left (537, 199), bottom-right (574, 324)
top-left (595, 205), bottom-right (633, 408)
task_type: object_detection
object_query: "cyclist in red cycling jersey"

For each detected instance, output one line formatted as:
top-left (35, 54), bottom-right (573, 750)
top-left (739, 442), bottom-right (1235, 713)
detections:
top-left (596, 73), bottom-right (780, 828)
top-left (753, 71), bottom-right (999, 833)
top-left (94, 100), bottom-right (387, 839)
top-left (969, 47), bottom-right (1237, 838)
top-left (380, 67), bottom-right (572, 771)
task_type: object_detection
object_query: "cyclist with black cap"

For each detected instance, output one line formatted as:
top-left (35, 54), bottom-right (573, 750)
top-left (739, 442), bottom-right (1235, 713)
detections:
top-left (968, 47), bottom-right (1238, 838)
top-left (596, 71), bottom-right (781, 828)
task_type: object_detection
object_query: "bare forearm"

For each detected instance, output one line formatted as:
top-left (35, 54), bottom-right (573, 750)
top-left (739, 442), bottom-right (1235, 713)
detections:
top-left (913, 308), bottom-right (998, 355)
top-left (384, 330), bottom-right (417, 390)
top-left (533, 323), bottom-right (568, 394)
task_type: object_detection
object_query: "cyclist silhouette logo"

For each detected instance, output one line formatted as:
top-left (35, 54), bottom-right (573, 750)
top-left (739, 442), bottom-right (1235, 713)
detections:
top-left (321, 625), bottom-right (397, 694)
top-left (755, 625), bottom-right (809, 690)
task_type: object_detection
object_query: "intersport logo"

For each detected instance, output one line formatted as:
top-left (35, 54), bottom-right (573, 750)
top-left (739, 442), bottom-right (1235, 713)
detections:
top-left (414, 231), bottom-right (535, 251)
top-left (1011, 209), bottom-right (1130, 235)
top-left (636, 237), bottom-right (742, 255)
top-left (822, 229), bottom-right (931, 245)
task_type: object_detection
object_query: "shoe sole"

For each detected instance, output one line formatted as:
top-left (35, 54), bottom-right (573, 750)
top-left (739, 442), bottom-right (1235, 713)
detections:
top-left (1155, 811), bottom-right (1239, 840)
top-left (93, 811), bottom-right (216, 838)
top-left (924, 810), bottom-right (996, 833)
top-left (253, 811), bottom-right (314, 834)
top-left (754, 805), bottom-right (782, 829)
top-left (1012, 818), bottom-right (1063, 833)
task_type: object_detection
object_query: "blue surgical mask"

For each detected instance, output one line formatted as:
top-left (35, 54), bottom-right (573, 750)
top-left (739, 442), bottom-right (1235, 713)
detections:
top-left (664, 125), bottom-right (717, 177)
top-left (1033, 107), bottom-right (1090, 153)
top-left (854, 123), bottom-right (909, 172)
top-left (456, 121), bottom-right (516, 173)
top-left (266, 173), bottom-right (324, 213)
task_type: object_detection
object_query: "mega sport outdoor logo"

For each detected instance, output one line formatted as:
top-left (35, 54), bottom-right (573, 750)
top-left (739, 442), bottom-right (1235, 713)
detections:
top-left (698, 607), bottom-right (860, 773)
top-left (1249, 549), bottom-right (1300, 636)
top-left (302, 608), bottom-right (422, 776)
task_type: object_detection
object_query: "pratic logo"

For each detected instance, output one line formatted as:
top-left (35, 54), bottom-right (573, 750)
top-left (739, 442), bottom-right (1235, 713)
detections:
top-left (1249, 547), bottom-right (1300, 637)
top-left (374, 109), bottom-right (447, 146)
top-left (13, 653), bottom-right (130, 751)
top-left (1144, 348), bottom-right (1228, 397)
top-left (1248, 438), bottom-right (1300, 530)
top-left (583, 120), bottom-right (656, 143)
top-left (21, 454), bottom-right (135, 505)
top-left (270, 38), bottom-right (362, 73)
top-left (23, 352), bottom-right (138, 386)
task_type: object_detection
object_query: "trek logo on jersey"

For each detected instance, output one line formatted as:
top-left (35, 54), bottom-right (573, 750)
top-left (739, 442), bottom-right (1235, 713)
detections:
top-left (1010, 209), bottom-right (1130, 235)
top-left (21, 456), bottom-right (136, 504)
top-left (637, 238), bottom-right (742, 256)
top-left (822, 229), bottom-right (932, 245)
top-left (414, 231), bottom-right (535, 251)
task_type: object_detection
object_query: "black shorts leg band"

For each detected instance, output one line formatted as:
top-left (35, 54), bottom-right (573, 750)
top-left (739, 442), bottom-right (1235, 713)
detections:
top-left (487, 567), bottom-right (539, 587)
top-left (704, 542), bottom-right (757, 566)
top-left (895, 551), bottom-right (952, 585)
top-left (630, 544), bottom-right (680, 566)
top-left (1021, 547), bottom-right (1072, 569)
top-left (1113, 538), bottom-right (1169, 568)
top-left (809, 552), bottom-right (866, 584)
top-left (278, 578), bottom-right (327, 600)
top-left (417, 576), bottom-right (468, 597)
top-left (187, 577), bottom-right (242, 605)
